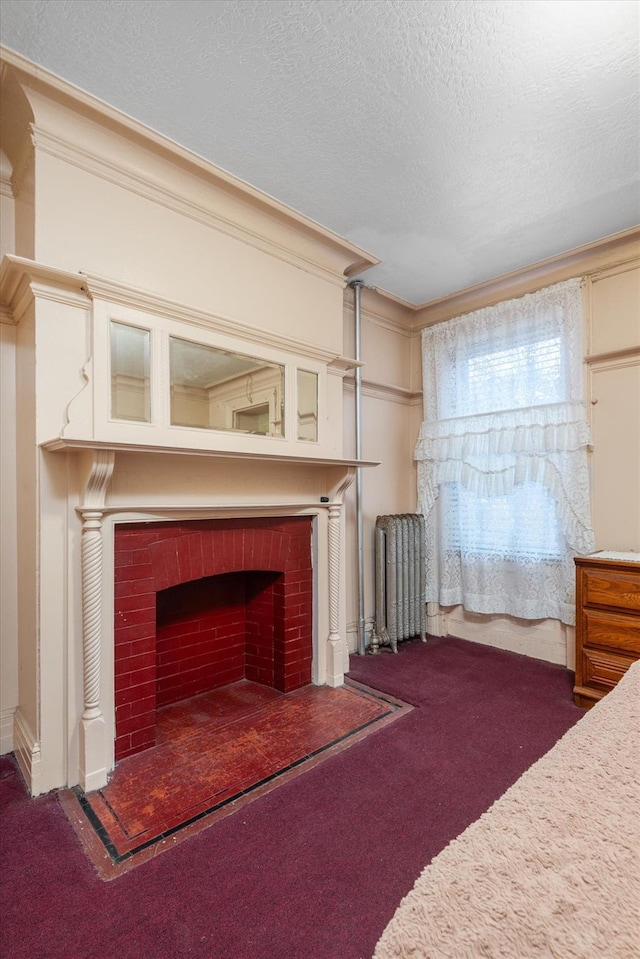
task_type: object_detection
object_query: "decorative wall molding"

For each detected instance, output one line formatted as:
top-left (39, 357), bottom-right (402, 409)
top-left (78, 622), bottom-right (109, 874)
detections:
top-left (583, 259), bottom-right (640, 285)
top-left (343, 290), bottom-right (415, 337)
top-left (585, 346), bottom-right (640, 367)
top-left (344, 376), bottom-right (422, 405)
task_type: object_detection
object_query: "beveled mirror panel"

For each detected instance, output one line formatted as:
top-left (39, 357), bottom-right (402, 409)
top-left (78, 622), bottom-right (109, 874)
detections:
top-left (169, 337), bottom-right (285, 436)
top-left (110, 321), bottom-right (151, 422)
top-left (297, 369), bottom-right (318, 442)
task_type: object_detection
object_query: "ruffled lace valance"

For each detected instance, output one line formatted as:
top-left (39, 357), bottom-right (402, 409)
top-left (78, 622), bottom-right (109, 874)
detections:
top-left (414, 401), bottom-right (592, 461)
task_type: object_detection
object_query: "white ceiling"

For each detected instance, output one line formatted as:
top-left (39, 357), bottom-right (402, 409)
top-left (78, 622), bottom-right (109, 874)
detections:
top-left (1, 0), bottom-right (638, 305)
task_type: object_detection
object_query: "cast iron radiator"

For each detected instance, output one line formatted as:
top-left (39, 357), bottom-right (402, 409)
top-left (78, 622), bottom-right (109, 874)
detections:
top-left (372, 514), bottom-right (427, 654)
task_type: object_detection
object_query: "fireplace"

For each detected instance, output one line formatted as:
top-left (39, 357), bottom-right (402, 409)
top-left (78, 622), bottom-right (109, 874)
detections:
top-left (114, 517), bottom-right (313, 760)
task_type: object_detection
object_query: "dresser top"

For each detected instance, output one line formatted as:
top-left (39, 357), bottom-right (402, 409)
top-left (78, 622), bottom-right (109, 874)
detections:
top-left (588, 551), bottom-right (640, 563)
top-left (575, 551), bottom-right (640, 570)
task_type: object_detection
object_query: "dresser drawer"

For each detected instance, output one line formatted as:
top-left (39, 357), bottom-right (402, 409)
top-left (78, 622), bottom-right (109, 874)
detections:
top-left (574, 556), bottom-right (640, 708)
top-left (581, 646), bottom-right (636, 692)
top-left (581, 608), bottom-right (640, 654)
top-left (582, 568), bottom-right (640, 613)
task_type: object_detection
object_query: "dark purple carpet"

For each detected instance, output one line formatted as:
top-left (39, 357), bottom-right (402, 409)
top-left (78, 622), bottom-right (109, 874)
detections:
top-left (0, 637), bottom-right (583, 959)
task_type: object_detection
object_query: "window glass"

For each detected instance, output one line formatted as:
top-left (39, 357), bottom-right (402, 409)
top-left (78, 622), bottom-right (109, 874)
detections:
top-left (441, 482), bottom-right (563, 561)
top-left (462, 333), bottom-right (563, 415)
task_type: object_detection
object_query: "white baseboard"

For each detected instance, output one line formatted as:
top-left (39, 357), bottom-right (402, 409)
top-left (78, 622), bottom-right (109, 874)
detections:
top-left (446, 607), bottom-right (569, 666)
top-left (0, 706), bottom-right (16, 754)
top-left (13, 708), bottom-right (42, 796)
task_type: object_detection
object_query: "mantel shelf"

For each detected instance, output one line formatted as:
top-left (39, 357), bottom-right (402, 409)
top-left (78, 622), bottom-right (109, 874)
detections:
top-left (42, 436), bottom-right (380, 469)
top-left (77, 501), bottom-right (354, 516)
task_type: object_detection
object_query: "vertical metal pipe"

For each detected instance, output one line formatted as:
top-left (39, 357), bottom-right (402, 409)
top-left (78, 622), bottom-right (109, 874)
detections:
top-left (352, 280), bottom-right (366, 655)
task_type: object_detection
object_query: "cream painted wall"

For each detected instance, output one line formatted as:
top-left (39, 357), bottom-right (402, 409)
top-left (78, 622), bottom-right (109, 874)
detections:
top-left (0, 321), bottom-right (18, 753)
top-left (0, 152), bottom-right (15, 262)
top-left (587, 263), bottom-right (640, 551)
top-left (0, 151), bottom-right (18, 754)
top-left (33, 146), bottom-right (346, 355)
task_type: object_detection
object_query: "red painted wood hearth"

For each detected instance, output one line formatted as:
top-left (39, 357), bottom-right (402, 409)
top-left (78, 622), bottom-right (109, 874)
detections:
top-left (114, 517), bottom-right (313, 760)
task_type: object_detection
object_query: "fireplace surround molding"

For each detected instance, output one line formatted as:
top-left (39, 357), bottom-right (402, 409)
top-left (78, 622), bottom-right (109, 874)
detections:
top-left (66, 445), bottom-right (360, 792)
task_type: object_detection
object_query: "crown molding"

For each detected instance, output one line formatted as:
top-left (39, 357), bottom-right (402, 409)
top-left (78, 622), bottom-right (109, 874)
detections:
top-left (412, 227), bottom-right (640, 329)
top-left (0, 254), bottom-right (87, 323)
top-left (352, 227), bottom-right (640, 331)
top-left (0, 46), bottom-right (379, 284)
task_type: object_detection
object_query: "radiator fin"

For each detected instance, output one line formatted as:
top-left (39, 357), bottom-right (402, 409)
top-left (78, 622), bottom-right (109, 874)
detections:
top-left (373, 514), bottom-right (427, 653)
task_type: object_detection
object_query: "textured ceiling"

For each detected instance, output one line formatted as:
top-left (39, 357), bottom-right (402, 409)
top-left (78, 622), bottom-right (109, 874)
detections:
top-left (1, 0), bottom-right (638, 304)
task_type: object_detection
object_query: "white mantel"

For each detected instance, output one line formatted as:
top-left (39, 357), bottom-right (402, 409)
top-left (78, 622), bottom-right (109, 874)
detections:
top-left (0, 251), bottom-right (378, 795)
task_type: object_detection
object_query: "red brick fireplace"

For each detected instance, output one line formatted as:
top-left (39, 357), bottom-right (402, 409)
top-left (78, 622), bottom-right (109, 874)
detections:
top-left (114, 516), bottom-right (313, 760)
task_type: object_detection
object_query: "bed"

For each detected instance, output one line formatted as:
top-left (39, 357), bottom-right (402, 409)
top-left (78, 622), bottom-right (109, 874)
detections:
top-left (374, 660), bottom-right (640, 959)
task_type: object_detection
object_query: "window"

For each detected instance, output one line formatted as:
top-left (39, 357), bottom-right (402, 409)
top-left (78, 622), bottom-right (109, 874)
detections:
top-left (415, 278), bottom-right (594, 625)
top-left (442, 327), bottom-right (564, 562)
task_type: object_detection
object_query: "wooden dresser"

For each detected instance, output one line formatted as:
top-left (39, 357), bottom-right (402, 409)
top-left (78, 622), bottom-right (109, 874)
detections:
top-left (573, 554), bottom-right (640, 708)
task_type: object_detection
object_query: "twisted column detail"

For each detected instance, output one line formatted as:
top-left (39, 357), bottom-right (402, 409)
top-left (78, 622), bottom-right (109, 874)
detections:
top-left (326, 503), bottom-right (345, 686)
top-left (327, 504), bottom-right (341, 639)
top-left (81, 510), bottom-right (104, 721)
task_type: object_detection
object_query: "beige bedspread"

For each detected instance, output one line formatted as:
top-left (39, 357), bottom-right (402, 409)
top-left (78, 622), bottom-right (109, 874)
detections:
top-left (374, 662), bottom-right (640, 959)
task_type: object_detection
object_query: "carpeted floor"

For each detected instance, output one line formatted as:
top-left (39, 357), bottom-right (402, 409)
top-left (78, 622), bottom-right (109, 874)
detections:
top-left (0, 637), bottom-right (583, 959)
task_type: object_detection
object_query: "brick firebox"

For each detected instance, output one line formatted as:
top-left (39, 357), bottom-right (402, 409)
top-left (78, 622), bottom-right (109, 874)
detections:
top-left (114, 517), bottom-right (313, 760)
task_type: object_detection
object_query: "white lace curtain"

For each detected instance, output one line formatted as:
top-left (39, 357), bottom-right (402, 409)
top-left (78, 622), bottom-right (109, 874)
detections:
top-left (415, 277), bottom-right (595, 625)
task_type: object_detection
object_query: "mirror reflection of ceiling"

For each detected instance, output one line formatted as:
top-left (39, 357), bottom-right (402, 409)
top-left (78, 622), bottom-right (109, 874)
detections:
top-left (111, 323), bottom-right (149, 378)
top-left (169, 338), bottom-right (269, 390)
top-left (1, 0), bottom-right (638, 305)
